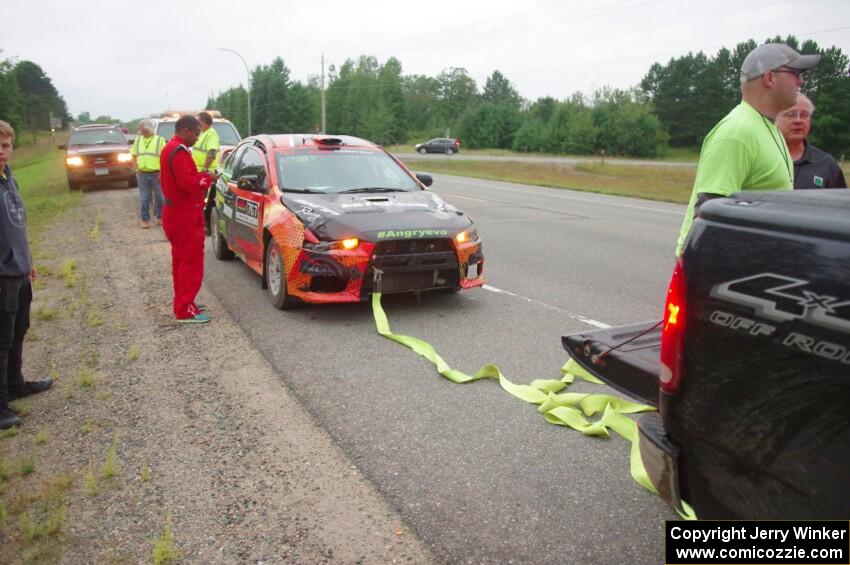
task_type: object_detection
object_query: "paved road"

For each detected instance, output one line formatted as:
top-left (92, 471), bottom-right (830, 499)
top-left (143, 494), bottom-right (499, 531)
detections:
top-left (203, 174), bottom-right (686, 564)
top-left (396, 152), bottom-right (698, 168)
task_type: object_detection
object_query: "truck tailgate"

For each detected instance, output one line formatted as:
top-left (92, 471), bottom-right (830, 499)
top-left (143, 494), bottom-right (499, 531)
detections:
top-left (562, 321), bottom-right (661, 407)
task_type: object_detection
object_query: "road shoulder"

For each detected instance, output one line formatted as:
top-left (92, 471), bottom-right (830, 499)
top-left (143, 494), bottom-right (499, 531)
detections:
top-left (1, 188), bottom-right (435, 563)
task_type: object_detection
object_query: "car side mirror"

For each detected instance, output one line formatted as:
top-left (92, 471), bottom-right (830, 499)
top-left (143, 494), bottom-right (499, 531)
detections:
top-left (58, 144), bottom-right (66, 150)
top-left (416, 173), bottom-right (433, 187)
top-left (237, 174), bottom-right (262, 192)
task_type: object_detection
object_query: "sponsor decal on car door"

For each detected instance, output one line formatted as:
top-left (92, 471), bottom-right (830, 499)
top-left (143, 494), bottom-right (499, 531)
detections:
top-left (229, 147), bottom-right (268, 265)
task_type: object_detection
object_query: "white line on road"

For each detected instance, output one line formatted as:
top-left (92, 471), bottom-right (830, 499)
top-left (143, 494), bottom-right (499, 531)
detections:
top-left (482, 284), bottom-right (611, 329)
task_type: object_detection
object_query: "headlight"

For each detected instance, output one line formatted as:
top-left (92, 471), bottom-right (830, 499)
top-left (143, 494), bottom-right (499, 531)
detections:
top-left (66, 156), bottom-right (83, 167)
top-left (117, 152), bottom-right (133, 163)
top-left (304, 238), bottom-right (360, 252)
top-left (456, 228), bottom-right (478, 244)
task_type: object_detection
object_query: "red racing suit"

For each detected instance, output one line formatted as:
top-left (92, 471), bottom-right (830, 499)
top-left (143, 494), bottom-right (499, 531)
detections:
top-left (160, 136), bottom-right (215, 320)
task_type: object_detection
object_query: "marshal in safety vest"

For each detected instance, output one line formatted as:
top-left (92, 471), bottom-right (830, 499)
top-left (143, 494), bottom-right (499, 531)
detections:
top-left (131, 134), bottom-right (167, 172)
top-left (192, 127), bottom-right (221, 172)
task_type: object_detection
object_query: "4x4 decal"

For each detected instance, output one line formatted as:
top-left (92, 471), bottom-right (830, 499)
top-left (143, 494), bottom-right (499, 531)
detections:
top-left (711, 273), bottom-right (850, 333)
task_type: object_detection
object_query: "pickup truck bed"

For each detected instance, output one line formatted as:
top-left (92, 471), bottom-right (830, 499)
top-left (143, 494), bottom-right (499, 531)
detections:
top-left (563, 190), bottom-right (850, 519)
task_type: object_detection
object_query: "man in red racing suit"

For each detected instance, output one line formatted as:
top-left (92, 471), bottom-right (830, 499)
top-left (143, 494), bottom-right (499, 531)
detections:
top-left (160, 115), bottom-right (218, 323)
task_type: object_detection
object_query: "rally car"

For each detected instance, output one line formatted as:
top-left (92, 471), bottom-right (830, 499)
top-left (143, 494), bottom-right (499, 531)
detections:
top-left (210, 134), bottom-right (484, 308)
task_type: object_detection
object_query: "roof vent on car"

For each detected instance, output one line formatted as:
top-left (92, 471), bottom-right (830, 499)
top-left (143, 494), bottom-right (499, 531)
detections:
top-left (314, 136), bottom-right (343, 146)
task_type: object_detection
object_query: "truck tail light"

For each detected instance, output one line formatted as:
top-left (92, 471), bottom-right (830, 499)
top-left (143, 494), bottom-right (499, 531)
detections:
top-left (659, 258), bottom-right (687, 394)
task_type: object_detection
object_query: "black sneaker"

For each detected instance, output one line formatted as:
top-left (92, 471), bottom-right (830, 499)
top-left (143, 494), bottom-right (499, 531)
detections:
top-left (0, 404), bottom-right (21, 430)
top-left (8, 379), bottom-right (53, 401)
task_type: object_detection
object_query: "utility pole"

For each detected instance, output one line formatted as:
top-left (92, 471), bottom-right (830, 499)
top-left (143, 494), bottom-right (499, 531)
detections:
top-left (320, 53), bottom-right (327, 134)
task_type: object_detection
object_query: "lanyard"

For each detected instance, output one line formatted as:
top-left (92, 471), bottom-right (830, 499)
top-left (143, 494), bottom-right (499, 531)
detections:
top-left (761, 116), bottom-right (793, 185)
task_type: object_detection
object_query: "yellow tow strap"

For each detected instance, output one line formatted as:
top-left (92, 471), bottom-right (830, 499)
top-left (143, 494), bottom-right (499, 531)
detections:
top-left (371, 292), bottom-right (697, 520)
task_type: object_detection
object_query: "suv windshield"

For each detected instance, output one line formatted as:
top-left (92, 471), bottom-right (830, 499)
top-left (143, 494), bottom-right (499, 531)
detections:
top-left (276, 150), bottom-right (419, 193)
top-left (68, 128), bottom-right (126, 146)
top-left (156, 121), bottom-right (241, 145)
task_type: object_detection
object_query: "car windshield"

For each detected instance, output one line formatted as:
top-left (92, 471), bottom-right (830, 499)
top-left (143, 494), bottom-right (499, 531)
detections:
top-left (68, 128), bottom-right (126, 146)
top-left (276, 149), bottom-right (419, 193)
top-left (156, 121), bottom-right (241, 145)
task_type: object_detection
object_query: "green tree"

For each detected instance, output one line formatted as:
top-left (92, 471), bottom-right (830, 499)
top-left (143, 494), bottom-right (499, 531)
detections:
top-left (458, 102), bottom-right (520, 149)
top-left (482, 70), bottom-right (521, 109)
top-left (642, 36), bottom-right (848, 155)
top-left (563, 107), bottom-right (598, 155)
top-left (250, 57), bottom-right (292, 133)
top-left (436, 67), bottom-right (479, 129)
top-left (375, 57), bottom-right (407, 144)
top-left (13, 60), bottom-right (70, 130)
top-left (529, 96), bottom-right (557, 123)
top-left (211, 85), bottom-right (250, 136)
top-left (402, 74), bottom-right (441, 135)
top-left (0, 57), bottom-right (23, 133)
top-left (512, 118), bottom-right (545, 152)
top-left (287, 81), bottom-right (320, 133)
top-left (641, 52), bottom-right (717, 147)
top-left (540, 95), bottom-right (598, 155)
top-left (593, 87), bottom-right (667, 157)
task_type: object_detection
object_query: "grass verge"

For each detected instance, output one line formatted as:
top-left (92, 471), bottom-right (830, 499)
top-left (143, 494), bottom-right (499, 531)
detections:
top-left (385, 143), bottom-right (701, 163)
top-left (405, 158), bottom-right (696, 203)
top-left (11, 132), bottom-right (80, 243)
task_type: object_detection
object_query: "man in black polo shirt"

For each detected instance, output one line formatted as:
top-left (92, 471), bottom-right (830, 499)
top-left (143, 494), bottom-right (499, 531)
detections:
top-left (777, 93), bottom-right (847, 189)
top-left (0, 120), bottom-right (52, 429)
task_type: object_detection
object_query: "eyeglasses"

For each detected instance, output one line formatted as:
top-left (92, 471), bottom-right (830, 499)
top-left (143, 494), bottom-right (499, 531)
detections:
top-left (781, 110), bottom-right (812, 120)
top-left (772, 68), bottom-right (804, 79)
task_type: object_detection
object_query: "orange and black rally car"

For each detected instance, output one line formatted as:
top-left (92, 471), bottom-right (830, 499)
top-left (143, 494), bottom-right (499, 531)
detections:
top-left (210, 134), bottom-right (484, 308)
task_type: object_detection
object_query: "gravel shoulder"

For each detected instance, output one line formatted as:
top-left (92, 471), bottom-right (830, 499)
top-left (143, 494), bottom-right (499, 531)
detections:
top-left (0, 187), bottom-right (435, 564)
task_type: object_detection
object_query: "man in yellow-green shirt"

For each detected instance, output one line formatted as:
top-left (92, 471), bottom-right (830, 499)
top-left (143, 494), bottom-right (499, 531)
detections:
top-left (193, 112), bottom-right (221, 173)
top-left (676, 43), bottom-right (821, 256)
top-left (130, 120), bottom-right (167, 228)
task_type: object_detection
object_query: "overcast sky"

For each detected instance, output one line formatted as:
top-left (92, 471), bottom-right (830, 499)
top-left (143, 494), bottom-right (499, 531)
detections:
top-left (5, 0), bottom-right (850, 121)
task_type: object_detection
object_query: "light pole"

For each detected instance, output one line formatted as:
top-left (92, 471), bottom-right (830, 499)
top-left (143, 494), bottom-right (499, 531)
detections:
top-left (217, 47), bottom-right (252, 136)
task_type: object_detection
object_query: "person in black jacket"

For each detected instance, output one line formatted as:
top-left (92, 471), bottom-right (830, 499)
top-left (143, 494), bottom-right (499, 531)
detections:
top-left (0, 121), bottom-right (52, 429)
top-left (777, 93), bottom-right (847, 189)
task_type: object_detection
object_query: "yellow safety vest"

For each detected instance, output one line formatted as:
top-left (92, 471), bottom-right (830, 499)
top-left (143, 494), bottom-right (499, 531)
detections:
top-left (131, 135), bottom-right (166, 172)
top-left (193, 127), bottom-right (221, 171)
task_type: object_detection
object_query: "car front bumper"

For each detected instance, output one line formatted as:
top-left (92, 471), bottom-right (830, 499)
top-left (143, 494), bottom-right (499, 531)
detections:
top-left (282, 238), bottom-right (484, 304)
top-left (68, 165), bottom-right (135, 184)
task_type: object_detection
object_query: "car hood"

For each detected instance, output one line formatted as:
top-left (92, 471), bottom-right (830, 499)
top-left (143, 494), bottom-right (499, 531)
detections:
top-left (67, 144), bottom-right (130, 155)
top-left (282, 190), bottom-right (472, 242)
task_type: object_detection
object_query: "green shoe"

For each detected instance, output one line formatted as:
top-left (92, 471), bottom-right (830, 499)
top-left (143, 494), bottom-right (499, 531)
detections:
top-left (177, 313), bottom-right (211, 324)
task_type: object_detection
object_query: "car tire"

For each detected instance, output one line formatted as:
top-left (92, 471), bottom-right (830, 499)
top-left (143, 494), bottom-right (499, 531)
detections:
top-left (68, 179), bottom-right (80, 191)
top-left (418, 147), bottom-right (427, 154)
top-left (210, 208), bottom-right (234, 260)
top-left (265, 242), bottom-right (297, 309)
top-left (127, 175), bottom-right (138, 188)
top-left (446, 148), bottom-right (454, 155)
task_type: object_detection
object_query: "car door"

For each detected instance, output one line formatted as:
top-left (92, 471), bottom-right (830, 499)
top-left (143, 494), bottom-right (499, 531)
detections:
top-left (227, 145), bottom-right (269, 270)
top-left (217, 144), bottom-right (246, 251)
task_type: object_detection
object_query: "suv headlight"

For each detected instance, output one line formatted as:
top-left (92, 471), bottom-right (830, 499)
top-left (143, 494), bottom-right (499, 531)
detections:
top-left (117, 152), bottom-right (133, 163)
top-left (66, 156), bottom-right (83, 167)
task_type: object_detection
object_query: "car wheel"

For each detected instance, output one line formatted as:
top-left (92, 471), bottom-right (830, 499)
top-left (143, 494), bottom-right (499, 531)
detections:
top-left (68, 179), bottom-right (80, 191)
top-left (127, 175), bottom-right (138, 188)
top-left (446, 148), bottom-right (454, 155)
top-left (210, 208), bottom-right (234, 260)
top-left (418, 147), bottom-right (427, 154)
top-left (265, 242), bottom-right (297, 309)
